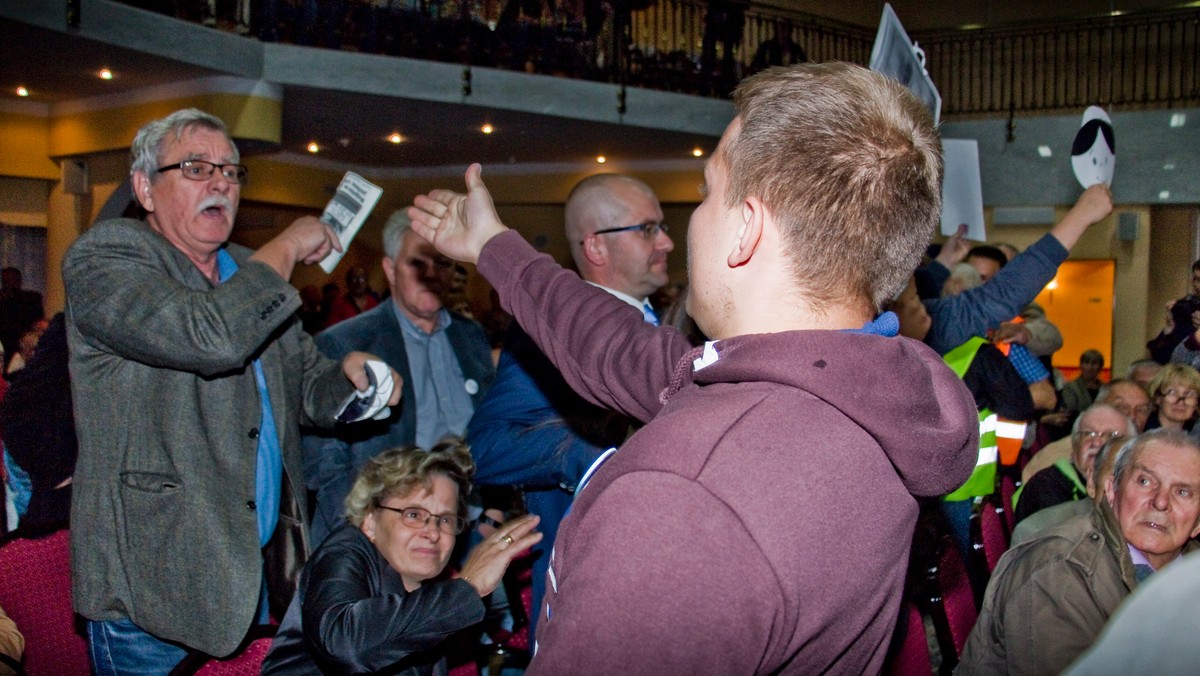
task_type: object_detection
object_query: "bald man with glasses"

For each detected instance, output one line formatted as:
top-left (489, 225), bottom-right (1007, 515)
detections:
top-left (466, 174), bottom-right (675, 638)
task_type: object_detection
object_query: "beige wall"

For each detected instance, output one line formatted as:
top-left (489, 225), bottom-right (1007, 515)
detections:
top-left (1147, 205), bottom-right (1200, 340)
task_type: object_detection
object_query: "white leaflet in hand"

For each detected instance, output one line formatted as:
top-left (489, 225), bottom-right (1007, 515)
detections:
top-left (336, 360), bottom-right (395, 423)
top-left (318, 172), bottom-right (383, 274)
top-left (941, 139), bottom-right (986, 241)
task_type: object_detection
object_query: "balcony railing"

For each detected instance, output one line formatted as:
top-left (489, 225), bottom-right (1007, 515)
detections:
top-left (917, 9), bottom-right (1200, 115)
top-left (132, 1), bottom-right (1200, 117)
top-left (625, 1), bottom-right (1200, 115)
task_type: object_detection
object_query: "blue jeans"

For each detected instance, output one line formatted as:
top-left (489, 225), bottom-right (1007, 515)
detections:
top-left (87, 618), bottom-right (187, 676)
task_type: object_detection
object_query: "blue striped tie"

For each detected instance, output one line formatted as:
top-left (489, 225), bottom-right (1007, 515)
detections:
top-left (642, 301), bottom-right (659, 326)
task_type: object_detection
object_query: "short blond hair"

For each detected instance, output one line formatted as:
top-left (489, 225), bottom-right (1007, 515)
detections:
top-left (1148, 363), bottom-right (1200, 402)
top-left (727, 62), bottom-right (942, 313)
top-left (344, 439), bottom-right (475, 527)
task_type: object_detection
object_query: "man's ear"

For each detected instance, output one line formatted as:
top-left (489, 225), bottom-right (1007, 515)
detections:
top-left (131, 172), bottom-right (154, 212)
top-left (382, 257), bottom-right (397, 289)
top-left (728, 196), bottom-right (764, 268)
top-left (580, 234), bottom-right (607, 268)
top-left (1104, 474), bottom-right (1117, 507)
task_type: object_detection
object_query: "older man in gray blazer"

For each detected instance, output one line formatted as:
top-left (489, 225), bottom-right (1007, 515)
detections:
top-left (63, 108), bottom-right (398, 670)
top-left (303, 212), bottom-right (494, 545)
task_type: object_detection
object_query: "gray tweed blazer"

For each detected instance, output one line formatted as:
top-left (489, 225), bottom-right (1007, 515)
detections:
top-left (64, 218), bottom-right (353, 656)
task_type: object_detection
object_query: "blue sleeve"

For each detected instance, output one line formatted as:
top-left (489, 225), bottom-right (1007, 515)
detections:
top-left (915, 261), bottom-right (950, 300)
top-left (467, 327), bottom-right (608, 491)
top-left (1006, 343), bottom-right (1050, 384)
top-left (924, 234), bottom-right (1068, 355)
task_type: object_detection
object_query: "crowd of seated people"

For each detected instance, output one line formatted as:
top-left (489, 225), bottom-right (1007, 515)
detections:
top-left (8, 61), bottom-right (1200, 675)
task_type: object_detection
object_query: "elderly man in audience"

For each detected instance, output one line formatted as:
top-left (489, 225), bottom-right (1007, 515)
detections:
top-left (959, 429), bottom-right (1200, 675)
top-left (1064, 549), bottom-right (1200, 674)
top-left (1022, 379), bottom-right (1151, 483)
top-left (1014, 403), bottom-right (1135, 523)
top-left (63, 108), bottom-right (400, 669)
top-left (303, 212), bottom-right (494, 546)
top-left (1011, 436), bottom-right (1121, 546)
top-left (1127, 358), bottom-right (1161, 390)
top-left (409, 63), bottom-right (979, 674)
top-left (466, 173), bottom-right (673, 639)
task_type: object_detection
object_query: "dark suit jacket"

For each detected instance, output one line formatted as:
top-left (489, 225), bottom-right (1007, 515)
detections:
top-left (466, 322), bottom-right (632, 637)
top-left (302, 302), bottom-right (494, 544)
top-left (64, 218), bottom-right (352, 656)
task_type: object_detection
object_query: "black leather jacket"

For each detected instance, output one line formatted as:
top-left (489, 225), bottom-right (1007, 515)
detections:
top-left (262, 522), bottom-right (484, 674)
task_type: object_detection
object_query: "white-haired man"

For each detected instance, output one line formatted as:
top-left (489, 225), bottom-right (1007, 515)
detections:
top-left (303, 211), bottom-right (494, 546)
top-left (64, 108), bottom-right (399, 668)
top-left (961, 429), bottom-right (1200, 674)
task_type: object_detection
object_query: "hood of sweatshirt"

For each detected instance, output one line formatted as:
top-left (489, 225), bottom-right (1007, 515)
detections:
top-left (662, 329), bottom-right (980, 498)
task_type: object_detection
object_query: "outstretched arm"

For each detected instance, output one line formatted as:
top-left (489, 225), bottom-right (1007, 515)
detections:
top-left (408, 164), bottom-right (509, 265)
top-left (250, 215), bottom-right (342, 280)
top-left (410, 166), bottom-right (691, 422)
top-left (1050, 184), bottom-right (1113, 250)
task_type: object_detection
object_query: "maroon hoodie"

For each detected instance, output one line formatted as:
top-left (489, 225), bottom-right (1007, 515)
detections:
top-left (478, 231), bottom-right (978, 674)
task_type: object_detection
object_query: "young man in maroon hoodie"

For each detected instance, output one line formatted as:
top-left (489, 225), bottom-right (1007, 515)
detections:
top-left (410, 63), bottom-right (979, 674)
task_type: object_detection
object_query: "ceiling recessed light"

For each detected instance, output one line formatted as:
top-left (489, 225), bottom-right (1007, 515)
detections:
top-left (307, 142), bottom-right (320, 153)
top-left (1170, 113), bottom-right (1186, 128)
top-left (692, 147), bottom-right (703, 157)
top-left (1164, 162), bottom-right (1176, 170)
top-left (481, 124), bottom-right (494, 134)
top-left (16, 86), bottom-right (28, 97)
top-left (1037, 145), bottom-right (1052, 158)
top-left (388, 132), bottom-right (403, 144)
top-left (1160, 190), bottom-right (1171, 200)
top-left (98, 68), bottom-right (113, 80)
top-left (596, 155), bottom-right (606, 164)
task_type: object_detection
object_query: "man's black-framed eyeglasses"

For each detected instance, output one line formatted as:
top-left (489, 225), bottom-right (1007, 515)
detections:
top-left (1073, 430), bottom-right (1124, 443)
top-left (375, 505), bottom-right (467, 535)
top-left (156, 159), bottom-right (249, 185)
top-left (591, 221), bottom-right (668, 240)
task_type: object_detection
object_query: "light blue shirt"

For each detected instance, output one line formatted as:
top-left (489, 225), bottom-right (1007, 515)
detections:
top-left (217, 250), bottom-right (281, 548)
top-left (393, 304), bottom-right (475, 450)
